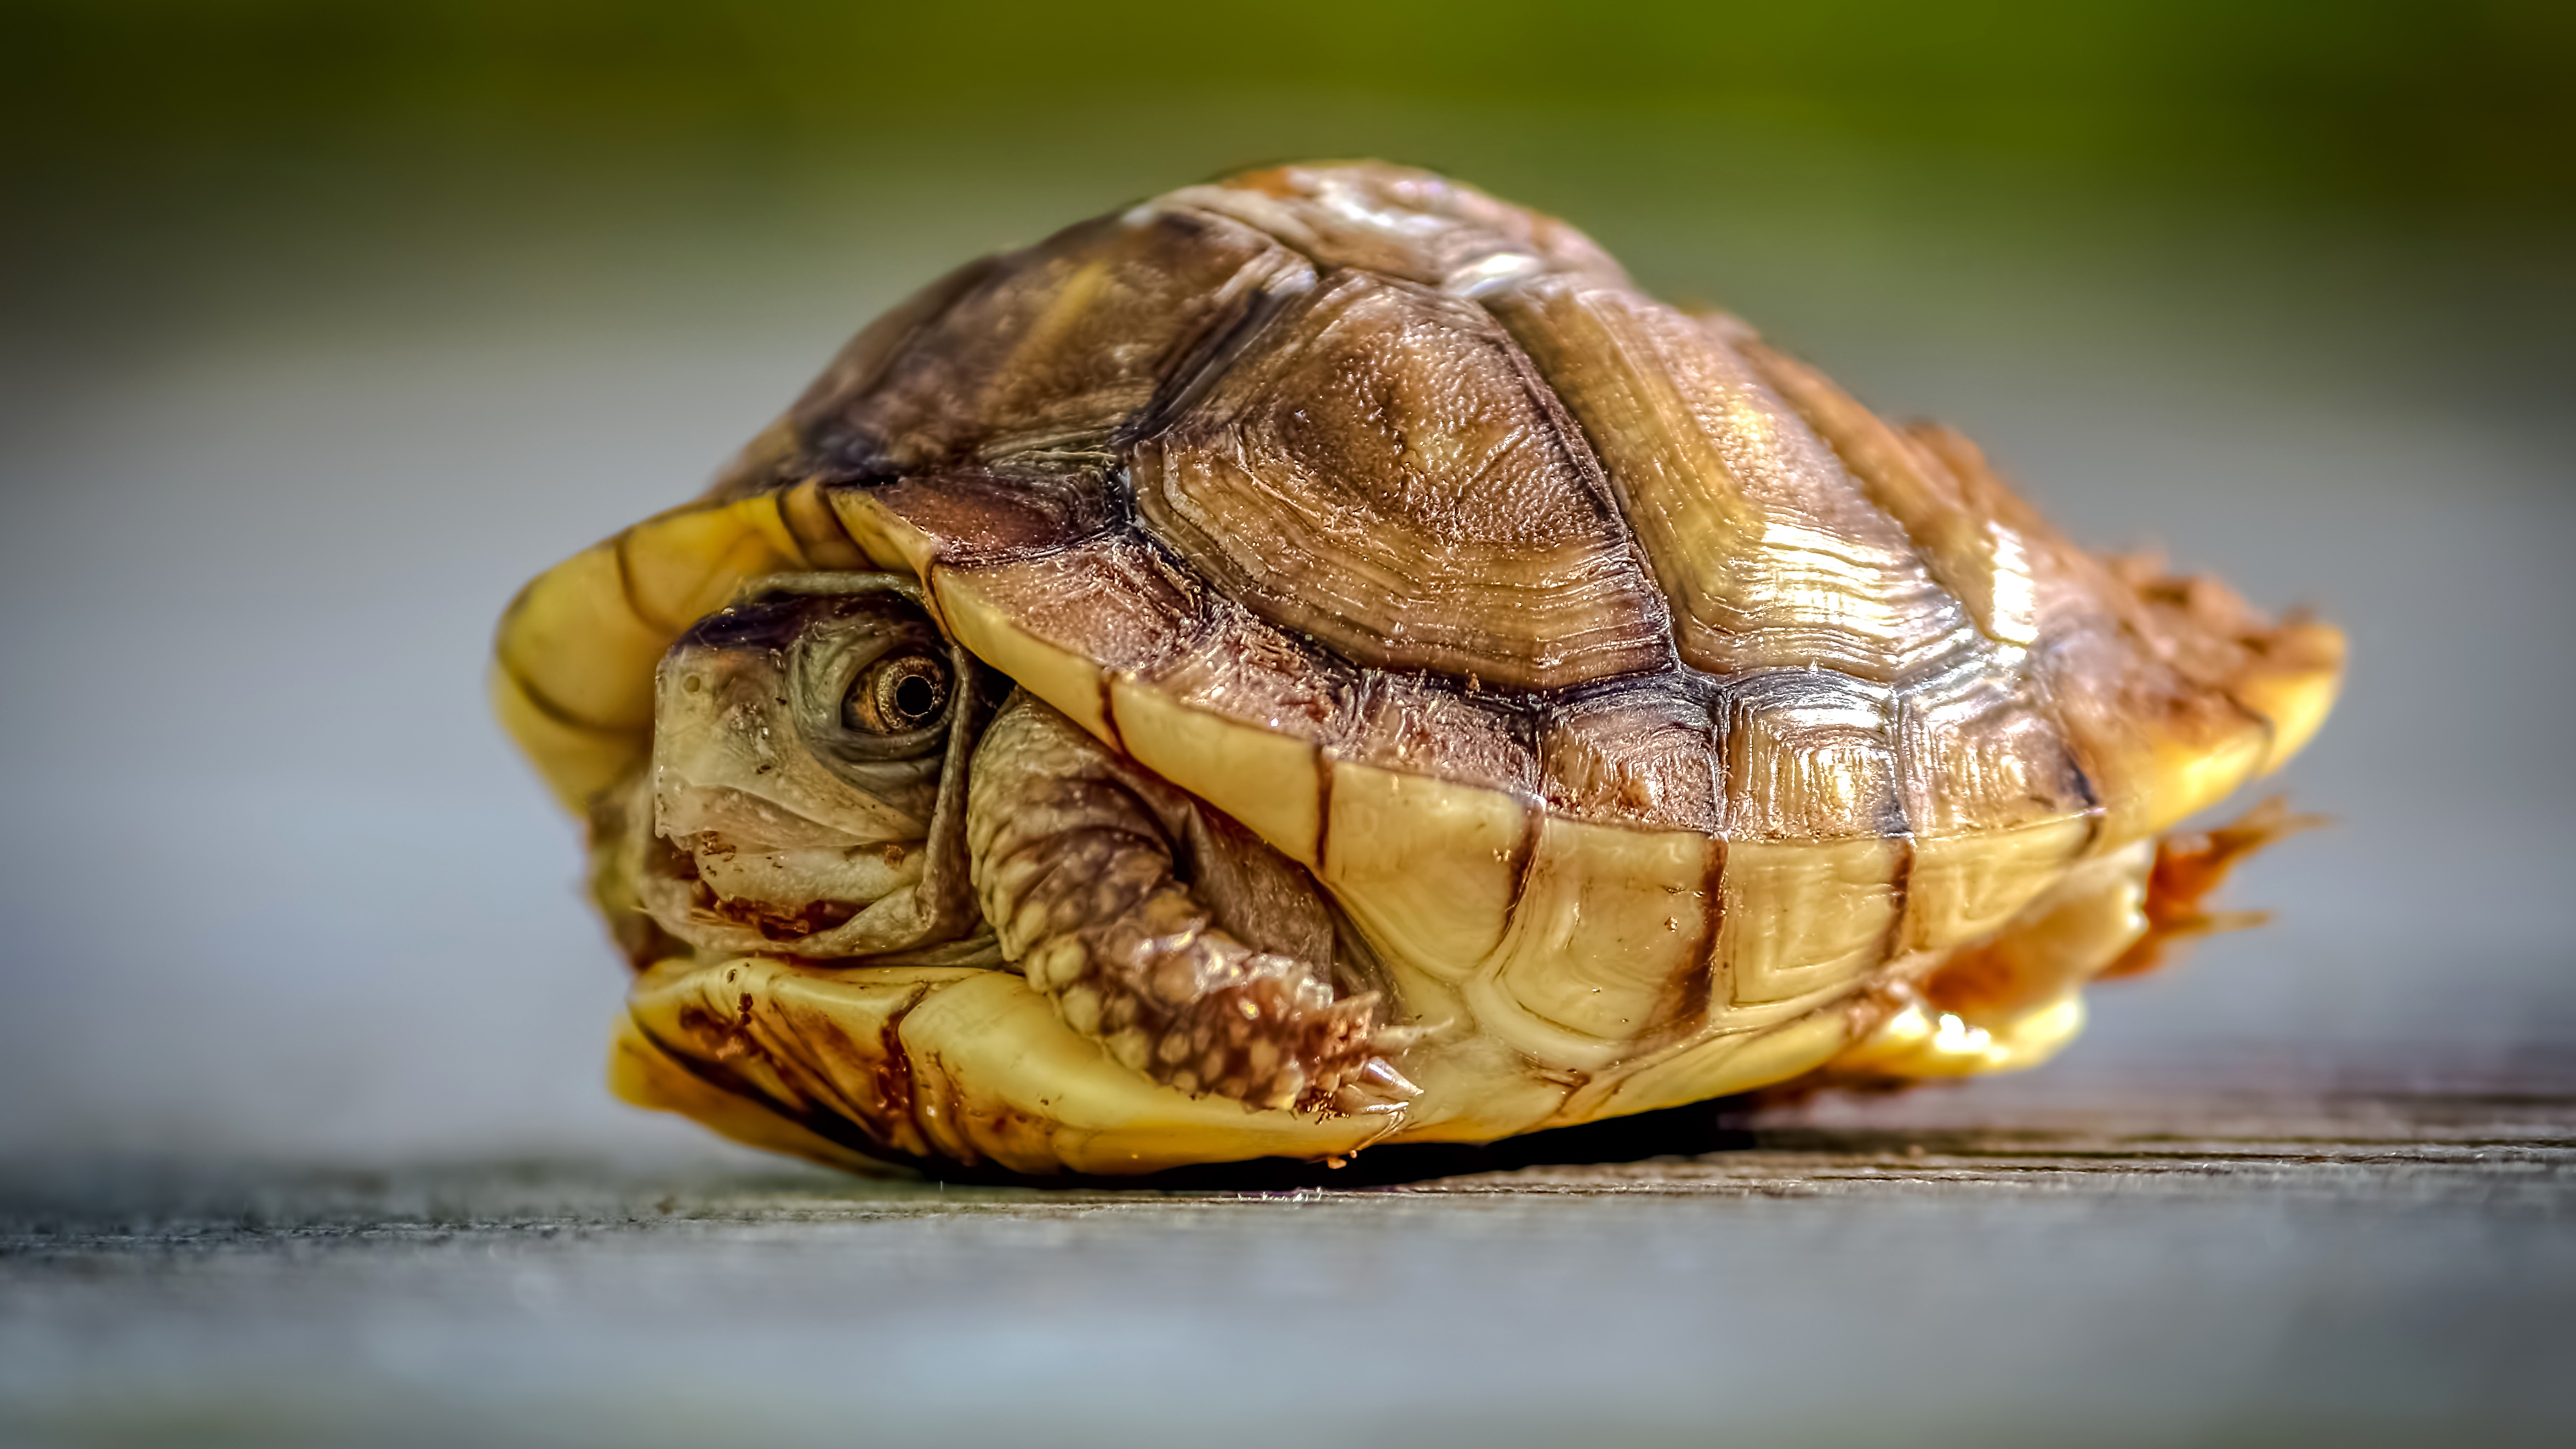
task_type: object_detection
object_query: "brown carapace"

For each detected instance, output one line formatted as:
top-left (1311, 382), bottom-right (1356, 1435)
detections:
top-left (495, 162), bottom-right (2343, 1175)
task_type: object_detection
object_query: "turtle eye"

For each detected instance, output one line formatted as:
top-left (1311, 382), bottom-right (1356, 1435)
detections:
top-left (843, 653), bottom-right (952, 735)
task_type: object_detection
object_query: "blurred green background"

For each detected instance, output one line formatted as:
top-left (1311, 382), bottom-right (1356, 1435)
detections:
top-left (7, 0), bottom-right (2573, 331)
top-left (9, 0), bottom-right (2573, 198)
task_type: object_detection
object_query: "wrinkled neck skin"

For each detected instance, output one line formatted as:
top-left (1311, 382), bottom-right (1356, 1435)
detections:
top-left (596, 576), bottom-right (1000, 969)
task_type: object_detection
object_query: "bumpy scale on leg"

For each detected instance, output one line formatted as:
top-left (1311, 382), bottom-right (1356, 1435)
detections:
top-left (965, 692), bottom-right (1410, 1114)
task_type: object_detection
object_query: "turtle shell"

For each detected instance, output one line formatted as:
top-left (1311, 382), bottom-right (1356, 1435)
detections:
top-left (495, 162), bottom-right (2343, 1167)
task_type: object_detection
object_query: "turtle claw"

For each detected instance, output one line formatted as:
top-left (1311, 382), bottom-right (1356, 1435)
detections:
top-left (1285, 992), bottom-right (1427, 1117)
top-left (1325, 1056), bottom-right (1421, 1117)
top-left (1358, 1057), bottom-right (1420, 1097)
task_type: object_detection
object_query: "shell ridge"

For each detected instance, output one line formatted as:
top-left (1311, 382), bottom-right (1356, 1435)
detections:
top-left (1160, 164), bottom-right (1628, 295)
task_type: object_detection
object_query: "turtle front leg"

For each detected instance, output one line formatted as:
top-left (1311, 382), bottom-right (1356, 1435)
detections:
top-left (965, 691), bottom-right (1411, 1114)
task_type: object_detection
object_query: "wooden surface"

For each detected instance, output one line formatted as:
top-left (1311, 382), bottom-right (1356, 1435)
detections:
top-left (7, 1081), bottom-right (2569, 1448)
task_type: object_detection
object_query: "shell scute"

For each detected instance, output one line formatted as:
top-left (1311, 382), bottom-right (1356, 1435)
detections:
top-left (949, 534), bottom-right (1201, 665)
top-left (788, 209), bottom-right (1312, 479)
top-left (1894, 663), bottom-right (2096, 839)
top-left (1334, 668), bottom-right (1542, 800)
top-left (1319, 758), bottom-right (1529, 990)
top-left (1716, 837), bottom-right (1909, 1008)
top-left (1744, 343), bottom-right (2047, 650)
top-left (1495, 277), bottom-right (1985, 686)
top-left (1134, 268), bottom-right (1672, 690)
top-left (856, 466), bottom-right (1119, 567)
top-left (1714, 669), bottom-right (1906, 843)
top-left (935, 533), bottom-right (1350, 865)
top-left (1904, 819), bottom-right (2094, 955)
top-left (1536, 675), bottom-right (1727, 834)
top-left (1476, 816), bottom-right (1721, 1063)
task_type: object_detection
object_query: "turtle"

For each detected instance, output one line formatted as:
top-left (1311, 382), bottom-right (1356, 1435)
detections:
top-left (494, 162), bottom-right (2344, 1177)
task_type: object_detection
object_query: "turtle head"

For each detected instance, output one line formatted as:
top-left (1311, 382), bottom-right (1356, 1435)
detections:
top-left (616, 574), bottom-right (996, 965)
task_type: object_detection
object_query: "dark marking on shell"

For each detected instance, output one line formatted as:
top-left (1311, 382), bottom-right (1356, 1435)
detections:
top-left (1095, 669), bottom-right (1130, 757)
top-left (500, 657), bottom-right (615, 735)
top-left (1633, 831), bottom-right (1729, 1054)
top-left (1688, 834), bottom-right (1728, 1032)
top-left (613, 527), bottom-right (682, 635)
top-left (874, 992), bottom-right (925, 1147)
top-left (778, 478), bottom-right (873, 570)
top-left (1313, 745), bottom-right (1339, 875)
top-left (1880, 835), bottom-right (1919, 973)
top-left (1497, 798), bottom-right (1547, 944)
top-left (637, 1012), bottom-right (906, 1162)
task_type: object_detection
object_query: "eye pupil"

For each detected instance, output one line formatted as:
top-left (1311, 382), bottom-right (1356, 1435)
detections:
top-left (844, 653), bottom-right (951, 734)
top-left (892, 672), bottom-right (938, 722)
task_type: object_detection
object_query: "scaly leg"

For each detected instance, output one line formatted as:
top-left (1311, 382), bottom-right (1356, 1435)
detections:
top-left (965, 691), bottom-right (1412, 1114)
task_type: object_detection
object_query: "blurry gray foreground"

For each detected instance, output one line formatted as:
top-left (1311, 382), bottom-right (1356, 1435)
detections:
top-left (5, 1085), bottom-right (2571, 1449)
